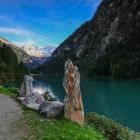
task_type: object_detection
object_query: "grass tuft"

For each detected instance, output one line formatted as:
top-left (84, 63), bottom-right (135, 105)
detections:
top-left (0, 86), bottom-right (18, 97)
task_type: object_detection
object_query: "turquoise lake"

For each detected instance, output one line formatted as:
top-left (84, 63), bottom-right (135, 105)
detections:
top-left (4, 75), bottom-right (140, 131)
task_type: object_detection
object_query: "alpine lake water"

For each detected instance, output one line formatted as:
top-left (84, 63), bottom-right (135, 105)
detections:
top-left (3, 75), bottom-right (140, 131)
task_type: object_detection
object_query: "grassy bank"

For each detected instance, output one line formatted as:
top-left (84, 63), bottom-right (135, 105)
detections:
top-left (16, 108), bottom-right (105, 140)
top-left (0, 86), bottom-right (105, 140)
top-left (0, 86), bottom-right (139, 140)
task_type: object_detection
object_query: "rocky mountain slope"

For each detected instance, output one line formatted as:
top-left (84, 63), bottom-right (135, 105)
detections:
top-left (36, 0), bottom-right (140, 78)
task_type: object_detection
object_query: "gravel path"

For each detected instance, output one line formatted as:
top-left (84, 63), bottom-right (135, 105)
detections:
top-left (0, 93), bottom-right (22, 140)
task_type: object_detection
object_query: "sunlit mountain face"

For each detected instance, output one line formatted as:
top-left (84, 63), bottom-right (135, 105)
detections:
top-left (21, 45), bottom-right (55, 58)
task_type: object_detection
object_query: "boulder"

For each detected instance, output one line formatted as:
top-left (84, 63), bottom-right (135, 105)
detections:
top-left (27, 103), bottom-right (40, 110)
top-left (18, 75), bottom-right (45, 110)
top-left (39, 101), bottom-right (63, 118)
top-left (19, 75), bottom-right (34, 97)
top-left (63, 59), bottom-right (84, 126)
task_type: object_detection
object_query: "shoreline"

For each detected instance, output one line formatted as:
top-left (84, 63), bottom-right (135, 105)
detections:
top-left (0, 86), bottom-right (139, 140)
top-left (2, 79), bottom-right (139, 130)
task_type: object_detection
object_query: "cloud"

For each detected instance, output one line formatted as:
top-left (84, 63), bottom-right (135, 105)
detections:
top-left (0, 15), bottom-right (15, 20)
top-left (13, 38), bottom-right (57, 48)
top-left (0, 27), bottom-right (35, 36)
top-left (0, 26), bottom-right (56, 47)
top-left (13, 40), bottom-right (36, 47)
top-left (0, 1), bottom-right (102, 48)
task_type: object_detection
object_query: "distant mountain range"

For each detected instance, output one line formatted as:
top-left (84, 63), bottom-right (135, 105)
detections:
top-left (0, 37), bottom-right (55, 69)
top-left (21, 45), bottom-right (54, 59)
top-left (36, 0), bottom-right (140, 78)
top-left (20, 45), bottom-right (55, 67)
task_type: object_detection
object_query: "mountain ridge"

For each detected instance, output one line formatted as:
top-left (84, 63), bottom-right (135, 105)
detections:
top-left (36, 0), bottom-right (140, 78)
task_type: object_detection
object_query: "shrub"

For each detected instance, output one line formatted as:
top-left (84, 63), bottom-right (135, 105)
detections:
top-left (86, 112), bottom-right (136, 140)
top-left (43, 90), bottom-right (57, 101)
top-left (43, 90), bottom-right (50, 100)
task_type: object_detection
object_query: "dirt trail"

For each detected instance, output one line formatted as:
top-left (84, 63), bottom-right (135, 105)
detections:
top-left (0, 93), bottom-right (22, 140)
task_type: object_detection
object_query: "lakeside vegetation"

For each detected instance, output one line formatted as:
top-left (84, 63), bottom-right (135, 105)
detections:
top-left (86, 113), bottom-right (140, 140)
top-left (0, 86), bottom-right (140, 140)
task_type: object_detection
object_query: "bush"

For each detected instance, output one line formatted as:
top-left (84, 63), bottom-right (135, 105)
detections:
top-left (86, 112), bottom-right (136, 140)
top-left (43, 90), bottom-right (50, 100)
top-left (43, 90), bottom-right (57, 101)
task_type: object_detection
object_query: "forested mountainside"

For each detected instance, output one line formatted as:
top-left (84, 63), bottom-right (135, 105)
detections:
top-left (0, 37), bottom-right (33, 64)
top-left (0, 37), bottom-right (42, 69)
top-left (0, 42), bottom-right (28, 83)
top-left (36, 0), bottom-right (140, 78)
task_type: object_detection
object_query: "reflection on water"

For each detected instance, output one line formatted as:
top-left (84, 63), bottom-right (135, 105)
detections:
top-left (34, 87), bottom-right (46, 94)
top-left (33, 77), bottom-right (59, 99)
top-left (3, 75), bottom-right (140, 131)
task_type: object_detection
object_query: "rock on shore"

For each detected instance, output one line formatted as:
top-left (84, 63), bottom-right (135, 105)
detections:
top-left (63, 59), bottom-right (84, 126)
top-left (18, 75), bottom-right (45, 110)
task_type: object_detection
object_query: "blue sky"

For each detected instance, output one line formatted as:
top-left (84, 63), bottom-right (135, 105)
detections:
top-left (0, 0), bottom-right (101, 48)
